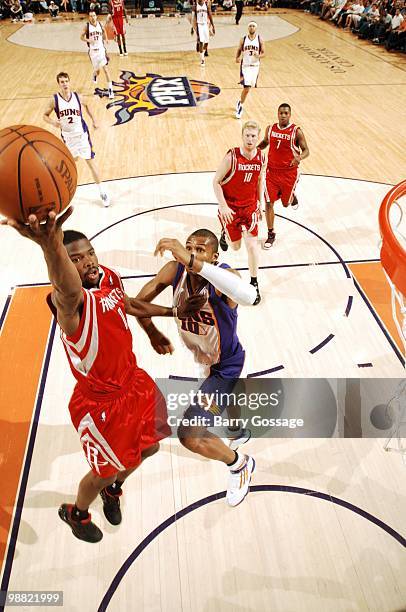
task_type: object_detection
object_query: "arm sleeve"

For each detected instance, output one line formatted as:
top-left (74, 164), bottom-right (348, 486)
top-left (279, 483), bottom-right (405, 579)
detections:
top-left (199, 262), bottom-right (257, 306)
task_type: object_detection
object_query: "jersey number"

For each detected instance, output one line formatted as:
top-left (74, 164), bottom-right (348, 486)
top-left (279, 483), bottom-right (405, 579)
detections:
top-left (117, 307), bottom-right (129, 330)
top-left (277, 140), bottom-right (281, 149)
top-left (67, 117), bottom-right (73, 124)
top-left (180, 311), bottom-right (214, 335)
top-left (244, 172), bottom-right (253, 182)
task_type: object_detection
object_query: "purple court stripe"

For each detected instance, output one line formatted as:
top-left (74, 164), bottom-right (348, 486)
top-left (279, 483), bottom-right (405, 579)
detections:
top-left (248, 365), bottom-right (285, 377)
top-left (352, 278), bottom-right (404, 366)
top-left (358, 363), bottom-right (373, 368)
top-left (345, 296), bottom-right (353, 317)
top-left (98, 484), bottom-right (406, 611)
top-left (0, 295), bottom-right (12, 331)
top-left (309, 334), bottom-right (335, 354)
top-left (77, 170), bottom-right (393, 188)
top-left (0, 320), bottom-right (57, 612)
top-left (169, 375), bottom-right (199, 381)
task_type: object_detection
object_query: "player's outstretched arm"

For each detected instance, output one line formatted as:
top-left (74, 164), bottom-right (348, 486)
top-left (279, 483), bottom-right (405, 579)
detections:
top-left (124, 294), bottom-right (205, 319)
top-left (213, 153), bottom-right (235, 225)
top-left (154, 238), bottom-right (257, 306)
top-left (1, 208), bottom-right (84, 335)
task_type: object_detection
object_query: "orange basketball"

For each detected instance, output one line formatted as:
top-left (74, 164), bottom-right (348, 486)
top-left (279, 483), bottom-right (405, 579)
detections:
top-left (0, 125), bottom-right (77, 223)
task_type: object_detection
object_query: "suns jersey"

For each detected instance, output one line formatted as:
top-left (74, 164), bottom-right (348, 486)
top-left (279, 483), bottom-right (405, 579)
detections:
top-left (110, 0), bottom-right (124, 17)
top-left (266, 122), bottom-right (301, 171)
top-left (87, 21), bottom-right (104, 50)
top-left (54, 92), bottom-right (88, 136)
top-left (48, 265), bottom-right (137, 398)
top-left (221, 147), bottom-right (265, 208)
top-left (196, 0), bottom-right (208, 25)
top-left (172, 264), bottom-right (243, 367)
top-left (242, 34), bottom-right (261, 67)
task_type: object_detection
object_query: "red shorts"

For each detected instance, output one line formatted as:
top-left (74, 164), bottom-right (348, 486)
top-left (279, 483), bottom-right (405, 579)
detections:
top-left (113, 16), bottom-right (125, 36)
top-left (69, 368), bottom-right (170, 478)
top-left (265, 167), bottom-right (299, 206)
top-left (219, 202), bottom-right (259, 243)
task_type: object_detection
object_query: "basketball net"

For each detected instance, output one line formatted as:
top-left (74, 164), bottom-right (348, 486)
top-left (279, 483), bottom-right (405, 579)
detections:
top-left (379, 181), bottom-right (406, 464)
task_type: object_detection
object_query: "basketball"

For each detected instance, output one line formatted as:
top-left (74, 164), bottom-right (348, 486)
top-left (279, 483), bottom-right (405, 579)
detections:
top-left (0, 125), bottom-right (77, 223)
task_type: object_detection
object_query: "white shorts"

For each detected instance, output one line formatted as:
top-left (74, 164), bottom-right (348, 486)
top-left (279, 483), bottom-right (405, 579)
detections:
top-left (89, 47), bottom-right (108, 71)
top-left (197, 23), bottom-right (209, 44)
top-left (241, 64), bottom-right (260, 88)
top-left (63, 130), bottom-right (94, 160)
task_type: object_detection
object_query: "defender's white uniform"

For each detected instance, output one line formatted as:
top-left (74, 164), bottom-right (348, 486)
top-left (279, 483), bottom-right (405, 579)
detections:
top-left (87, 21), bottom-right (108, 71)
top-left (196, 0), bottom-right (209, 44)
top-left (54, 92), bottom-right (94, 160)
top-left (241, 34), bottom-right (261, 87)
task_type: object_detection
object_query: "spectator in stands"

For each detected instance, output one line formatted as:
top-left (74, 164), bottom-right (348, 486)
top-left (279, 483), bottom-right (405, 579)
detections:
top-left (385, 13), bottom-right (406, 47)
top-left (10, 0), bottom-right (23, 19)
top-left (345, 0), bottom-right (370, 29)
top-left (89, 0), bottom-right (101, 13)
top-left (384, 7), bottom-right (404, 40)
top-left (222, 0), bottom-right (233, 9)
top-left (370, 8), bottom-right (393, 41)
top-left (48, 0), bottom-right (59, 15)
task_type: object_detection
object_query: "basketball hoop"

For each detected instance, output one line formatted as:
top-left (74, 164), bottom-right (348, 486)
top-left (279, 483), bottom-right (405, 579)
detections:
top-left (379, 180), bottom-right (406, 464)
top-left (378, 179), bottom-right (406, 360)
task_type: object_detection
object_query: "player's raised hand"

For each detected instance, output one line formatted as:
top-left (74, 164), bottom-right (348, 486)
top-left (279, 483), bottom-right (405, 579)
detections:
top-left (1, 207), bottom-right (74, 250)
top-left (154, 238), bottom-right (191, 266)
top-left (218, 203), bottom-right (235, 225)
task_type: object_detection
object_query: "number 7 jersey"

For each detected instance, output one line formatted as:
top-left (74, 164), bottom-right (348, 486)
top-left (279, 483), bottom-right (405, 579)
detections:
top-left (266, 122), bottom-right (300, 171)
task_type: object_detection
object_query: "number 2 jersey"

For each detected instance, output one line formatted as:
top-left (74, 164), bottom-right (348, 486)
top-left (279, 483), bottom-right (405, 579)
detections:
top-left (221, 147), bottom-right (265, 208)
top-left (172, 263), bottom-right (244, 369)
top-left (48, 265), bottom-right (137, 399)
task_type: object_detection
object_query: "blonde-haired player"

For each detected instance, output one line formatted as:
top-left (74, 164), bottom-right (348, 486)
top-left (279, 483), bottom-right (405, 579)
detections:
top-left (213, 120), bottom-right (265, 305)
top-left (235, 22), bottom-right (265, 119)
top-left (81, 11), bottom-right (114, 100)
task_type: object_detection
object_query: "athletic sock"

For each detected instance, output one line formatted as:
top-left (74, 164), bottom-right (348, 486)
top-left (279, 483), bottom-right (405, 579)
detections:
top-left (107, 480), bottom-right (123, 495)
top-left (227, 451), bottom-right (246, 471)
top-left (72, 504), bottom-right (89, 522)
top-left (250, 277), bottom-right (258, 286)
top-left (268, 228), bottom-right (274, 235)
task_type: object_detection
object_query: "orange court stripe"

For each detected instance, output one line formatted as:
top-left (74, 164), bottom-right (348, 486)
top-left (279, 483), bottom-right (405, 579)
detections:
top-left (349, 262), bottom-right (404, 355)
top-left (0, 286), bottom-right (52, 574)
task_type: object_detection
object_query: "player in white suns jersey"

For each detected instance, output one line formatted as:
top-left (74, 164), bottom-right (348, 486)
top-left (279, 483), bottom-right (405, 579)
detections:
top-left (81, 11), bottom-right (114, 99)
top-left (43, 72), bottom-right (110, 207)
top-left (235, 22), bottom-right (265, 119)
top-left (193, 0), bottom-right (215, 66)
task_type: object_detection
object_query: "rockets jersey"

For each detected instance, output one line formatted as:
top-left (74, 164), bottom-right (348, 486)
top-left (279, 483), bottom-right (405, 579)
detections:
top-left (266, 122), bottom-right (301, 171)
top-left (87, 20), bottom-right (104, 50)
top-left (221, 147), bottom-right (265, 208)
top-left (196, 0), bottom-right (208, 25)
top-left (172, 264), bottom-right (243, 367)
top-left (242, 34), bottom-right (261, 67)
top-left (49, 265), bottom-right (137, 398)
top-left (110, 0), bottom-right (124, 18)
top-left (54, 92), bottom-right (88, 137)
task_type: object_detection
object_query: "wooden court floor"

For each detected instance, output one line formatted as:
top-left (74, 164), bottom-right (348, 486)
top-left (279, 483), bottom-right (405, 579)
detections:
top-left (0, 10), bottom-right (405, 612)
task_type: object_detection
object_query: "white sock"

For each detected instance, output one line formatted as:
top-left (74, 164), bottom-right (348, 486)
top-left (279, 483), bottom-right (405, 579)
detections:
top-left (229, 451), bottom-right (246, 472)
top-left (98, 183), bottom-right (104, 195)
top-left (108, 81), bottom-right (112, 90)
top-left (200, 52), bottom-right (205, 61)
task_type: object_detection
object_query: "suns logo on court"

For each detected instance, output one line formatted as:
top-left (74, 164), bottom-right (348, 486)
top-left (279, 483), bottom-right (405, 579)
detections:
top-left (94, 71), bottom-right (220, 125)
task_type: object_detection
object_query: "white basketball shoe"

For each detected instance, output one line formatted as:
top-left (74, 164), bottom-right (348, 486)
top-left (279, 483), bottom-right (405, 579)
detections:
top-left (226, 454), bottom-right (255, 507)
top-left (228, 428), bottom-right (251, 450)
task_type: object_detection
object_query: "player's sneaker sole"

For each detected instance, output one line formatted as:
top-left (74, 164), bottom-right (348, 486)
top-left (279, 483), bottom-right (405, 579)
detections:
top-left (100, 488), bottom-right (122, 525)
top-left (219, 232), bottom-right (228, 251)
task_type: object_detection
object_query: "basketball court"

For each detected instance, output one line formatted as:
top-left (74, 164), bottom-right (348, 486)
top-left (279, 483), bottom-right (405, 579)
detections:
top-left (0, 10), bottom-right (405, 611)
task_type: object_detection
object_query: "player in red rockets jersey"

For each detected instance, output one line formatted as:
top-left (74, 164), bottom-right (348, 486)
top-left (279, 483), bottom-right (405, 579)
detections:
top-left (108, 0), bottom-right (129, 57)
top-left (2, 208), bottom-right (204, 543)
top-left (213, 120), bottom-right (265, 305)
top-left (258, 103), bottom-right (310, 248)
